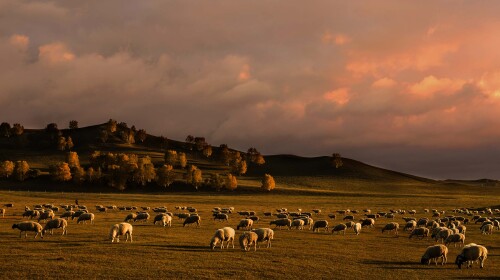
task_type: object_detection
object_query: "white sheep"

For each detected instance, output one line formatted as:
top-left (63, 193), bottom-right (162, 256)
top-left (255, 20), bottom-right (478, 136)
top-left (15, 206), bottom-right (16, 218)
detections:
top-left (251, 228), bottom-right (274, 248)
top-left (455, 243), bottom-right (488, 269)
top-left (269, 218), bottom-right (291, 230)
top-left (404, 220), bottom-right (417, 231)
top-left (444, 233), bottom-right (465, 247)
top-left (124, 213), bottom-right (137, 222)
top-left (210, 227), bottom-right (236, 250)
top-left (77, 213), bottom-right (95, 224)
top-left (480, 224), bottom-right (493, 235)
top-left (239, 231), bottom-right (258, 251)
top-left (183, 215), bottom-right (201, 227)
top-left (312, 220), bottom-right (329, 232)
top-left (332, 223), bottom-right (348, 235)
top-left (421, 244), bottom-right (448, 265)
top-left (12, 221), bottom-right (44, 238)
top-left (134, 212), bottom-right (150, 223)
top-left (38, 211), bottom-right (55, 223)
top-left (409, 227), bottom-right (429, 239)
top-left (353, 223), bottom-right (361, 235)
top-left (109, 223), bottom-right (133, 243)
top-left (42, 218), bottom-right (68, 235)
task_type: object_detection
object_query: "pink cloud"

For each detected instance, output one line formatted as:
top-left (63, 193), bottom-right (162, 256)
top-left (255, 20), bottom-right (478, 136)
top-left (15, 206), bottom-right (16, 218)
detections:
top-left (38, 42), bottom-right (75, 64)
top-left (9, 34), bottom-right (29, 51)
top-left (372, 77), bottom-right (397, 88)
top-left (409, 75), bottom-right (465, 97)
top-left (324, 88), bottom-right (350, 105)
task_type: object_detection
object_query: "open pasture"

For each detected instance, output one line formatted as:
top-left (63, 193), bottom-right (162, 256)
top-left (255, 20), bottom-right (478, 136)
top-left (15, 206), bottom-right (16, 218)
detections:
top-left (0, 190), bottom-right (499, 279)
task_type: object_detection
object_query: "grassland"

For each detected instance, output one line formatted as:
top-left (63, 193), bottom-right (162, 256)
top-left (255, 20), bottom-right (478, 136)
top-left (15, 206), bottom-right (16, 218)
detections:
top-left (0, 187), bottom-right (498, 280)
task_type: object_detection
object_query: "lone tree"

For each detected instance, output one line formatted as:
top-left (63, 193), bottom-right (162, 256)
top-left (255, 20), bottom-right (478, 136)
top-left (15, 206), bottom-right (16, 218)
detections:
top-left (332, 153), bottom-right (343, 168)
top-left (261, 174), bottom-right (275, 191)
top-left (69, 120), bottom-right (78, 129)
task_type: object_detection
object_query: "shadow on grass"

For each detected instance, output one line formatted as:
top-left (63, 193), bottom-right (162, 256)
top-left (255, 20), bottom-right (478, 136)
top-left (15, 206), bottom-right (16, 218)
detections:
top-left (362, 259), bottom-right (451, 270)
top-left (141, 244), bottom-right (209, 252)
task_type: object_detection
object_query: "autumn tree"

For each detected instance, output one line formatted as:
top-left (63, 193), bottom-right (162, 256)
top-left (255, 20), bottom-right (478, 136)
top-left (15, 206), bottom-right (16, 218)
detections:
top-left (11, 123), bottom-right (24, 136)
top-left (225, 174), bottom-right (238, 191)
top-left (135, 129), bottom-right (147, 143)
top-left (219, 144), bottom-right (231, 166)
top-left (45, 123), bottom-right (59, 133)
top-left (108, 164), bottom-right (128, 191)
top-left (66, 136), bottom-right (74, 150)
top-left (332, 153), bottom-right (343, 168)
top-left (13, 161), bottom-right (29, 181)
top-left (120, 129), bottom-right (135, 144)
top-left (57, 136), bottom-right (66, 151)
top-left (0, 122), bottom-right (11, 137)
top-left (185, 135), bottom-right (195, 144)
top-left (69, 120), bottom-right (78, 129)
top-left (106, 119), bottom-right (117, 133)
top-left (254, 154), bottom-right (265, 165)
top-left (178, 152), bottom-right (187, 168)
top-left (50, 162), bottom-right (72, 182)
top-left (185, 165), bottom-right (202, 189)
top-left (209, 173), bottom-right (224, 191)
top-left (72, 166), bottom-right (85, 185)
top-left (99, 130), bottom-right (109, 143)
top-left (261, 174), bottom-right (276, 191)
top-left (86, 167), bottom-right (96, 183)
top-left (164, 150), bottom-right (178, 166)
top-left (203, 146), bottom-right (213, 158)
top-left (66, 151), bottom-right (80, 168)
top-left (156, 164), bottom-right (174, 187)
top-left (236, 160), bottom-right (247, 176)
top-left (194, 137), bottom-right (207, 151)
top-left (132, 157), bottom-right (156, 186)
top-left (0, 161), bottom-right (14, 178)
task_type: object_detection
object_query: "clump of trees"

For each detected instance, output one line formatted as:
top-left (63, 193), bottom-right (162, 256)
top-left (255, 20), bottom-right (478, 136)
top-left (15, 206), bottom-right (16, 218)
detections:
top-left (261, 174), bottom-right (275, 191)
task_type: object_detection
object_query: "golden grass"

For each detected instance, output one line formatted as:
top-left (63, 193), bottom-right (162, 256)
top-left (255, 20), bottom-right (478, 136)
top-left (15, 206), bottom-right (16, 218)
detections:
top-left (0, 188), bottom-right (499, 280)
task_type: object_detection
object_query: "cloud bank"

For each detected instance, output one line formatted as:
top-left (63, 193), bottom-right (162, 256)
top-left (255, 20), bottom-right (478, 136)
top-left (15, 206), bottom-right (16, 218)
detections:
top-left (1, 1), bottom-right (500, 179)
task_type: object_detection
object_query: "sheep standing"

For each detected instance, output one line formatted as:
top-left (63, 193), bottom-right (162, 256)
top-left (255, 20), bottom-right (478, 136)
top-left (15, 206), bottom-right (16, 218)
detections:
top-left (291, 219), bottom-right (305, 230)
top-left (183, 215), bottom-right (201, 227)
top-left (381, 222), bottom-right (399, 236)
top-left (237, 219), bottom-right (254, 230)
top-left (312, 220), bottom-right (329, 232)
top-left (404, 220), bottom-right (417, 231)
top-left (38, 211), bottom-right (55, 223)
top-left (455, 243), bottom-right (488, 269)
top-left (444, 233), bottom-right (465, 247)
top-left (109, 223), bottom-right (133, 243)
top-left (361, 218), bottom-right (375, 228)
top-left (269, 219), bottom-right (291, 230)
top-left (421, 244), bottom-right (448, 265)
top-left (60, 211), bottom-right (75, 220)
top-left (301, 217), bottom-right (314, 230)
top-left (154, 214), bottom-right (172, 227)
top-left (12, 221), bottom-right (44, 238)
top-left (251, 228), bottom-right (274, 248)
top-left (210, 227), bottom-right (236, 250)
top-left (134, 212), bottom-right (150, 223)
top-left (480, 224), bottom-right (493, 235)
top-left (353, 223), bottom-right (362, 235)
top-left (213, 213), bottom-right (229, 222)
top-left (239, 231), bottom-right (258, 251)
top-left (77, 213), bottom-right (95, 224)
top-left (42, 218), bottom-right (68, 235)
top-left (332, 224), bottom-right (348, 235)
top-left (409, 227), bottom-right (429, 239)
top-left (125, 213), bottom-right (137, 222)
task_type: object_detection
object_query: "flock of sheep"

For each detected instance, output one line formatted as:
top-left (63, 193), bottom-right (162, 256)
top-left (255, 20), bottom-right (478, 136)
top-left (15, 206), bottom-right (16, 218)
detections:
top-left (2, 203), bottom-right (498, 269)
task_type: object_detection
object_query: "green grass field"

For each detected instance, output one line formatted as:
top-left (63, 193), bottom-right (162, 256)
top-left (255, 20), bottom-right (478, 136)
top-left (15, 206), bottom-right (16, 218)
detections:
top-left (0, 187), bottom-right (498, 280)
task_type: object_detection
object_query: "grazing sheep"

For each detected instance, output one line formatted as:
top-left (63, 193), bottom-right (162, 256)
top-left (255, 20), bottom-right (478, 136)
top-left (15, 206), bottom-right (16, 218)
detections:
top-left (343, 215), bottom-right (354, 221)
top-left (269, 219), bottom-right (292, 230)
top-left (353, 223), bottom-right (362, 235)
top-left (312, 209), bottom-right (321, 215)
top-left (22, 210), bottom-right (39, 219)
top-left (71, 210), bottom-right (87, 220)
top-left (455, 243), bottom-right (488, 269)
top-left (60, 211), bottom-right (74, 220)
top-left (175, 213), bottom-right (190, 219)
top-left (251, 228), bottom-right (274, 248)
top-left (237, 219), bottom-right (254, 230)
top-left (300, 217), bottom-right (314, 230)
top-left (239, 231), bottom-right (258, 251)
top-left (291, 219), bottom-right (305, 230)
top-left (264, 212), bottom-right (272, 217)
top-left (77, 213), bottom-right (95, 224)
top-left (382, 222), bottom-right (399, 236)
top-left (404, 220), bottom-right (417, 231)
top-left (457, 225), bottom-right (467, 235)
top-left (12, 221), bottom-right (43, 239)
top-left (328, 214), bottom-right (337, 219)
top-left (276, 213), bottom-right (288, 219)
top-left (475, 217), bottom-right (489, 224)
top-left (124, 213), bottom-right (137, 222)
top-left (213, 213), bottom-right (229, 222)
top-left (0, 208), bottom-right (5, 217)
top-left (409, 210), bottom-right (417, 215)
top-left (154, 214), bottom-right (172, 227)
top-left (417, 218), bottom-right (429, 227)
top-left (109, 223), bottom-right (133, 243)
top-left (183, 215), bottom-right (201, 227)
top-left (345, 221), bottom-right (355, 229)
top-left (409, 227), bottom-right (429, 239)
top-left (4, 203), bottom-right (13, 208)
top-left (433, 228), bottom-right (453, 243)
top-left (38, 211), bottom-right (55, 223)
top-left (361, 218), bottom-right (375, 228)
top-left (332, 223), bottom-right (348, 235)
top-left (481, 224), bottom-right (493, 235)
top-left (248, 216), bottom-right (260, 223)
top-left (445, 233), bottom-right (465, 247)
top-left (426, 221), bottom-right (439, 229)
top-left (421, 244), bottom-right (448, 265)
top-left (134, 212), bottom-right (150, 223)
top-left (42, 218), bottom-right (68, 235)
top-left (210, 227), bottom-right (236, 250)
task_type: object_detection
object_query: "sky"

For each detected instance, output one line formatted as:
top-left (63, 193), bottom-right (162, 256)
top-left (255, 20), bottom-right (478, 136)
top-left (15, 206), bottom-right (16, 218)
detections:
top-left (1, 1), bottom-right (500, 180)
